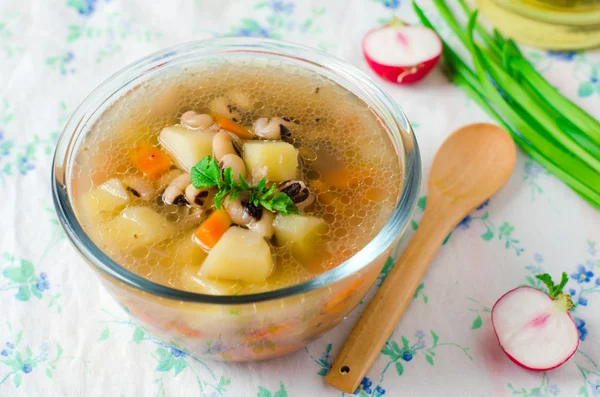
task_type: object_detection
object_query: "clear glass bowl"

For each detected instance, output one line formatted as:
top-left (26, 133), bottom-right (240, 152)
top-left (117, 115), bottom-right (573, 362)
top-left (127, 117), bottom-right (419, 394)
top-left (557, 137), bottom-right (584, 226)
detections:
top-left (51, 38), bottom-right (421, 361)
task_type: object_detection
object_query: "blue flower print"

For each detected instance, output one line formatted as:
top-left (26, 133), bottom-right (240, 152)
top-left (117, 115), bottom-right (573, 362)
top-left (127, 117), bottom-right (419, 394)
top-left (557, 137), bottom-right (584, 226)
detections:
top-left (524, 160), bottom-right (544, 178)
top-left (375, 385), bottom-right (386, 395)
top-left (548, 384), bottom-right (560, 396)
top-left (17, 155), bottom-right (35, 175)
top-left (67, 0), bottom-right (98, 16)
top-left (230, 20), bottom-right (271, 38)
top-left (569, 288), bottom-right (577, 297)
top-left (35, 272), bottom-right (50, 292)
top-left (596, 278), bottom-right (600, 286)
top-left (534, 253), bottom-right (544, 264)
top-left (591, 380), bottom-right (600, 397)
top-left (270, 0), bottom-right (294, 15)
top-left (375, 0), bottom-right (400, 9)
top-left (415, 330), bottom-right (425, 339)
top-left (547, 50), bottom-right (576, 61)
top-left (476, 200), bottom-right (489, 210)
top-left (402, 351), bottom-right (413, 362)
top-left (6, 342), bottom-right (14, 349)
top-left (457, 215), bottom-right (471, 230)
top-left (0, 350), bottom-right (7, 357)
top-left (575, 317), bottom-right (588, 341)
top-left (571, 265), bottom-right (594, 284)
top-left (170, 347), bottom-right (187, 358)
top-left (578, 296), bottom-right (588, 307)
top-left (22, 364), bottom-right (32, 373)
top-left (355, 377), bottom-right (372, 395)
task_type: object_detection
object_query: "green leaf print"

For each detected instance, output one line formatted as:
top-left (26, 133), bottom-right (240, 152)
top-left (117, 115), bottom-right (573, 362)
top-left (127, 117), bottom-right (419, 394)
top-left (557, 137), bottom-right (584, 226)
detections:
top-left (395, 361), bottom-right (404, 376)
top-left (15, 285), bottom-right (30, 301)
top-left (97, 327), bottom-right (110, 341)
top-left (471, 315), bottom-right (483, 330)
top-left (579, 81), bottom-right (594, 97)
top-left (274, 383), bottom-right (287, 397)
top-left (13, 373), bottom-right (21, 388)
top-left (401, 336), bottom-right (410, 349)
top-left (240, 19), bottom-right (262, 31)
top-left (173, 358), bottom-right (186, 376)
top-left (31, 285), bottom-right (42, 299)
top-left (417, 196), bottom-right (427, 211)
top-left (430, 331), bottom-right (439, 346)
top-left (257, 387), bottom-right (272, 397)
top-left (45, 368), bottom-right (52, 379)
top-left (3, 266), bottom-right (29, 283)
top-left (132, 326), bottom-right (144, 343)
top-left (410, 219), bottom-right (418, 231)
top-left (66, 25), bottom-right (82, 42)
top-left (425, 354), bottom-right (434, 365)
top-left (480, 229), bottom-right (494, 241)
top-left (257, 382), bottom-right (287, 397)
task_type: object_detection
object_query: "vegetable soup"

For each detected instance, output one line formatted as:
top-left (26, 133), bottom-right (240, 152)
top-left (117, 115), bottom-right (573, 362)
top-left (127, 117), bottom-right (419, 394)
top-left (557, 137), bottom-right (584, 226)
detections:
top-left (72, 62), bottom-right (402, 295)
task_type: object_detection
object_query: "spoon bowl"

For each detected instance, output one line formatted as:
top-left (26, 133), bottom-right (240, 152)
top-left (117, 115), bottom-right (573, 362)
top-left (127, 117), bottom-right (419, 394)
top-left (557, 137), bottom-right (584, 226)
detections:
top-left (326, 123), bottom-right (517, 392)
top-left (429, 123), bottom-right (516, 216)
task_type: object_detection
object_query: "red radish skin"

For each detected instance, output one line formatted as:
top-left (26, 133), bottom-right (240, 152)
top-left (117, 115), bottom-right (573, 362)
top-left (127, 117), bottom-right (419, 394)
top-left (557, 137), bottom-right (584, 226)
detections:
top-left (362, 18), bottom-right (442, 85)
top-left (491, 286), bottom-right (579, 371)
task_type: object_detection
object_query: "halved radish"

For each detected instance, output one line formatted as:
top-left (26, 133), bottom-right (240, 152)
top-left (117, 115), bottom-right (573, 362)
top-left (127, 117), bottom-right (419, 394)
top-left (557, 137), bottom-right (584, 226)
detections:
top-left (363, 17), bottom-right (442, 84)
top-left (491, 273), bottom-right (579, 371)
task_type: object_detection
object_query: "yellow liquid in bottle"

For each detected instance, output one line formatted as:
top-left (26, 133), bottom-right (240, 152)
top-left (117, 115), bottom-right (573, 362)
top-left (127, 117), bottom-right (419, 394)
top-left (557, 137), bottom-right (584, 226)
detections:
top-left (477, 0), bottom-right (600, 49)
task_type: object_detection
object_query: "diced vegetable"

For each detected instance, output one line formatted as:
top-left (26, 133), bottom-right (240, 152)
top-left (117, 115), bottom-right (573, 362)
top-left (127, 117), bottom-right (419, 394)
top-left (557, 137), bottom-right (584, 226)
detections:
top-left (180, 261), bottom-right (238, 295)
top-left (194, 210), bottom-right (232, 250)
top-left (130, 143), bottom-right (173, 179)
top-left (80, 178), bottom-right (129, 220)
top-left (210, 113), bottom-right (254, 139)
top-left (105, 207), bottom-right (176, 248)
top-left (168, 231), bottom-right (207, 266)
top-left (199, 227), bottom-right (273, 282)
top-left (243, 141), bottom-right (299, 182)
top-left (273, 214), bottom-right (327, 257)
top-left (159, 126), bottom-right (215, 172)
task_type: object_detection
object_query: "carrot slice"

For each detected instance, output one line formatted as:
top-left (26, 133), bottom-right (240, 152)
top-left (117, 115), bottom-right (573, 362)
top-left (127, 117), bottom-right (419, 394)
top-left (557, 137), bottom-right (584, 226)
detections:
top-left (194, 210), bottom-right (232, 249)
top-left (130, 143), bottom-right (173, 179)
top-left (210, 113), bottom-right (254, 139)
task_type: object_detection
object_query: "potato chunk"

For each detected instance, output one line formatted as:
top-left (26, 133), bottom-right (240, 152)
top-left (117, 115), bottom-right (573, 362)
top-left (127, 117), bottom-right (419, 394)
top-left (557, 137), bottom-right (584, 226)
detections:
top-left (168, 231), bottom-right (207, 266)
top-left (199, 227), bottom-right (273, 282)
top-left (80, 178), bottom-right (129, 221)
top-left (274, 214), bottom-right (327, 256)
top-left (180, 261), bottom-right (238, 295)
top-left (106, 207), bottom-right (176, 249)
top-left (159, 126), bottom-right (215, 171)
top-left (243, 141), bottom-right (298, 182)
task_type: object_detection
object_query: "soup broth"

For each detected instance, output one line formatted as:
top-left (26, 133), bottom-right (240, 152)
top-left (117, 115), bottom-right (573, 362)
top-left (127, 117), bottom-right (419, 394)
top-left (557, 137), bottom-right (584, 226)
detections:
top-left (72, 61), bottom-right (402, 295)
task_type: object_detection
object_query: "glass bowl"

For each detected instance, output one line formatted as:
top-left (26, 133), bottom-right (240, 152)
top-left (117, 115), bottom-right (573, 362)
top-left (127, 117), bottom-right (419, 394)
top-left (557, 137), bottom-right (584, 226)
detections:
top-left (51, 38), bottom-right (421, 362)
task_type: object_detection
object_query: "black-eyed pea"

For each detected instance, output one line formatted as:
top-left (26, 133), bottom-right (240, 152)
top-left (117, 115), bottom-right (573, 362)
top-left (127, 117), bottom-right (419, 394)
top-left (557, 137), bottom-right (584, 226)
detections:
top-left (219, 154), bottom-right (247, 183)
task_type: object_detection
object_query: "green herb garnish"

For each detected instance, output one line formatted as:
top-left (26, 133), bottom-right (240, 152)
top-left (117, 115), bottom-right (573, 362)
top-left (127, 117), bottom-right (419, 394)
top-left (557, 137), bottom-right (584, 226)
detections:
top-left (535, 272), bottom-right (569, 299)
top-left (190, 155), bottom-right (298, 214)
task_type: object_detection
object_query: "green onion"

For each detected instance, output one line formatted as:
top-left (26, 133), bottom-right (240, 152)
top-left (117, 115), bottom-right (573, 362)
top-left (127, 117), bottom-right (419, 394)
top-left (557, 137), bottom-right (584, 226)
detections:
top-left (413, 1), bottom-right (600, 209)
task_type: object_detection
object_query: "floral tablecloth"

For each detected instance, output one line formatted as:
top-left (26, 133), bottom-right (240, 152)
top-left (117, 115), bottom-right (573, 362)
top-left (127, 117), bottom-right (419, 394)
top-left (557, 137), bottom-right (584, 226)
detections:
top-left (1, 0), bottom-right (599, 396)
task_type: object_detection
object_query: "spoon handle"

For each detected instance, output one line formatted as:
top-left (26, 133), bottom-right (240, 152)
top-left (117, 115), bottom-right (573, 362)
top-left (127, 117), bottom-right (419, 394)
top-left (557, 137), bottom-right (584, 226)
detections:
top-left (326, 202), bottom-right (455, 393)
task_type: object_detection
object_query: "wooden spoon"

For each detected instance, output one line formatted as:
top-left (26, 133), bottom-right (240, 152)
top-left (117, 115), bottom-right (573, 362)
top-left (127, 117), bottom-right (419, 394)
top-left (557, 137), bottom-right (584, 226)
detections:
top-left (326, 123), bottom-right (517, 392)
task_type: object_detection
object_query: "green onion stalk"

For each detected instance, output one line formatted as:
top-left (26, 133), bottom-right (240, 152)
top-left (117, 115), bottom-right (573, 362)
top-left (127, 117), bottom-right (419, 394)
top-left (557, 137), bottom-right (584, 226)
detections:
top-left (413, 1), bottom-right (600, 210)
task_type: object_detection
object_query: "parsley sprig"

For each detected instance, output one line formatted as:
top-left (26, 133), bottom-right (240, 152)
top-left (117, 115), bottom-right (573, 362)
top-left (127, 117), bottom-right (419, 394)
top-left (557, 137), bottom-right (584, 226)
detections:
top-left (190, 155), bottom-right (298, 214)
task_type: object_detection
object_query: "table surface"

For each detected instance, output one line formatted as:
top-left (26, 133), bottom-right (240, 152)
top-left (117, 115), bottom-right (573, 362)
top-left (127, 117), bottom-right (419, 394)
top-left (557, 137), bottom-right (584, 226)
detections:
top-left (1, 1), bottom-right (599, 396)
